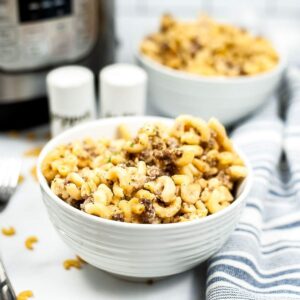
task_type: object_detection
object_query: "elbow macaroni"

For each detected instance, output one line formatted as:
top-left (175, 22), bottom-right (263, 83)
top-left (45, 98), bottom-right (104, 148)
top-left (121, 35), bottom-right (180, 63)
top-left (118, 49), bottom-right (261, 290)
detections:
top-left (140, 14), bottom-right (278, 77)
top-left (42, 115), bottom-right (247, 224)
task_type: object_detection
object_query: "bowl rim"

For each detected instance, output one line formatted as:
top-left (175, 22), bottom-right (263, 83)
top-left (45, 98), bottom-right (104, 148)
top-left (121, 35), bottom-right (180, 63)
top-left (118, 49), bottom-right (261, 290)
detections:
top-left (136, 49), bottom-right (286, 84)
top-left (37, 116), bottom-right (253, 230)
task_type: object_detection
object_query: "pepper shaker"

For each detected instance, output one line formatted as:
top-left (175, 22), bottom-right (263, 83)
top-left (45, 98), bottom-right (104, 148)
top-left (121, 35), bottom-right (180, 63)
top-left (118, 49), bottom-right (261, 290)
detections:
top-left (47, 66), bottom-right (96, 137)
top-left (99, 64), bottom-right (147, 117)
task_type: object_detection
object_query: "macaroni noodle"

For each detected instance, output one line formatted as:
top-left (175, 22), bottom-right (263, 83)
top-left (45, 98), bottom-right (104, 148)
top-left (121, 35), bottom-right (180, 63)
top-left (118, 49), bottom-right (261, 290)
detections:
top-left (140, 14), bottom-right (278, 77)
top-left (42, 115), bottom-right (247, 223)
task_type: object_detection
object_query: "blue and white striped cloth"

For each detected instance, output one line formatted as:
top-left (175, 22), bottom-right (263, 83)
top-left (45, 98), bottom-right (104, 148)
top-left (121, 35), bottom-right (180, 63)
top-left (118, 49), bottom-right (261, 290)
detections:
top-left (206, 68), bottom-right (300, 300)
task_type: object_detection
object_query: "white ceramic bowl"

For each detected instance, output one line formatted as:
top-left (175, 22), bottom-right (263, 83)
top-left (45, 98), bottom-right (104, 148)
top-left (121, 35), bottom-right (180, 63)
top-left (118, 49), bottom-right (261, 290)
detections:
top-left (37, 116), bottom-right (252, 280)
top-left (137, 53), bottom-right (285, 125)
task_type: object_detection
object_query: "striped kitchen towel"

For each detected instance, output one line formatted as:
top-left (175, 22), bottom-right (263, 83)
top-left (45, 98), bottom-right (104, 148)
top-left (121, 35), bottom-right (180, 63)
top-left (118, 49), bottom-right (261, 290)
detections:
top-left (206, 68), bottom-right (300, 300)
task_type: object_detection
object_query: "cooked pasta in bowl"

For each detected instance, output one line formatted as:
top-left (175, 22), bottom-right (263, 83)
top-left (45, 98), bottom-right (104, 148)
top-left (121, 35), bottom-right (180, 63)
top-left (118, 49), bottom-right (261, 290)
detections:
top-left (41, 116), bottom-right (247, 223)
top-left (137, 14), bottom-right (285, 125)
top-left (140, 14), bottom-right (279, 77)
top-left (37, 116), bottom-right (252, 279)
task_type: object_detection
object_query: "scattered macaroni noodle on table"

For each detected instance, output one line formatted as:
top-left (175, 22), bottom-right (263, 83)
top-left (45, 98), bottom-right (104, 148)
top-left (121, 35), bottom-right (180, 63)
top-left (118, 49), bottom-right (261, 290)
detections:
top-left (1, 226), bottom-right (16, 236)
top-left (140, 14), bottom-right (279, 77)
top-left (25, 236), bottom-right (38, 250)
top-left (18, 175), bottom-right (25, 184)
top-left (63, 256), bottom-right (86, 270)
top-left (24, 146), bottom-right (43, 157)
top-left (42, 115), bottom-right (247, 224)
top-left (31, 165), bottom-right (37, 181)
top-left (17, 290), bottom-right (33, 300)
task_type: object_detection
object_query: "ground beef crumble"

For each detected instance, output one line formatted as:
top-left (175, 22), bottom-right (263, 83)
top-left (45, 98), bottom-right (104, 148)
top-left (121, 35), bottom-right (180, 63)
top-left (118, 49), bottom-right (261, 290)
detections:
top-left (140, 199), bottom-right (156, 224)
top-left (112, 213), bottom-right (125, 222)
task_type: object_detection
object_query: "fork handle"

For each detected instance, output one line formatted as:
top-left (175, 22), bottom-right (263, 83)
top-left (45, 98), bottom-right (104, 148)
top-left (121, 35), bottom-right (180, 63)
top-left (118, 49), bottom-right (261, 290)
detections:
top-left (0, 259), bottom-right (16, 300)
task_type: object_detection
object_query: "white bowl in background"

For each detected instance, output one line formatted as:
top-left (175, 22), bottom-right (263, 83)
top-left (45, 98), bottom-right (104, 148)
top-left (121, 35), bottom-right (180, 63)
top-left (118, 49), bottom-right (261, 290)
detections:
top-left (137, 53), bottom-right (285, 125)
top-left (37, 116), bottom-right (252, 280)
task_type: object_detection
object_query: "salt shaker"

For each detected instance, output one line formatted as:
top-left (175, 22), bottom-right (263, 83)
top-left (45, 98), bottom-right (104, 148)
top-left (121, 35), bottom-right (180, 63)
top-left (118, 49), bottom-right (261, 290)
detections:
top-left (47, 66), bottom-right (96, 137)
top-left (99, 64), bottom-right (147, 117)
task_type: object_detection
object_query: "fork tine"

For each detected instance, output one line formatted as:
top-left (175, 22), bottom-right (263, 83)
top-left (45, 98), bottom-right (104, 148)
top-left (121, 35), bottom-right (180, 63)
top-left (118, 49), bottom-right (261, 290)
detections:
top-left (5, 159), bottom-right (17, 198)
top-left (9, 159), bottom-right (21, 189)
top-left (0, 160), bottom-right (6, 190)
top-left (2, 160), bottom-right (11, 197)
top-left (2, 160), bottom-right (10, 190)
top-left (0, 160), bottom-right (9, 200)
top-left (0, 158), bottom-right (21, 203)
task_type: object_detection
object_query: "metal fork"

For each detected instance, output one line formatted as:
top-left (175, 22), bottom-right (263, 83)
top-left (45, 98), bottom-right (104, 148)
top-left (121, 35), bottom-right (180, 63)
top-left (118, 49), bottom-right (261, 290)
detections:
top-left (0, 265), bottom-right (16, 300)
top-left (0, 158), bottom-right (21, 206)
top-left (0, 157), bottom-right (21, 300)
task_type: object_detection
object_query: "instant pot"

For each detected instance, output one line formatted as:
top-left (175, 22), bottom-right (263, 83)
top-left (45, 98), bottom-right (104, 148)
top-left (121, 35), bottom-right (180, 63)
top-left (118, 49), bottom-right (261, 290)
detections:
top-left (0, 0), bottom-right (115, 130)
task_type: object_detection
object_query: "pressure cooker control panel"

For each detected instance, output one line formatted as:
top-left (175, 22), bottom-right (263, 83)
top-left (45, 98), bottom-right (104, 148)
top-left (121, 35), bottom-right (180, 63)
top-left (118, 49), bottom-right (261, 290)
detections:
top-left (19, 0), bottom-right (72, 22)
top-left (0, 0), bottom-right (98, 71)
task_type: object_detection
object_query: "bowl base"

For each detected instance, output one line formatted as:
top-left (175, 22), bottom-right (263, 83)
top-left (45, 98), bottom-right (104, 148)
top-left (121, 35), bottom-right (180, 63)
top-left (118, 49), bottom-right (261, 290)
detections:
top-left (106, 270), bottom-right (170, 283)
